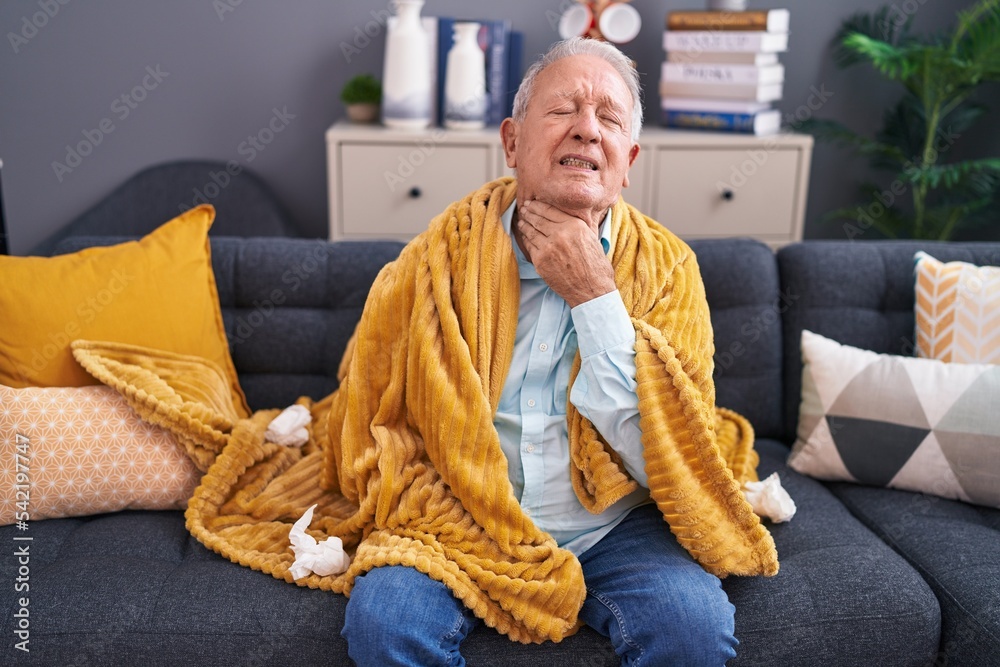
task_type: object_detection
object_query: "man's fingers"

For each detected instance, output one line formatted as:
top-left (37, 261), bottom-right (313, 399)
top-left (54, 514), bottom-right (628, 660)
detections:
top-left (522, 199), bottom-right (571, 223)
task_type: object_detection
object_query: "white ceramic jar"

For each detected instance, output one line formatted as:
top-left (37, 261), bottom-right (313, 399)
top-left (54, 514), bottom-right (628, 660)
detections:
top-left (382, 0), bottom-right (432, 129)
top-left (444, 22), bottom-right (486, 130)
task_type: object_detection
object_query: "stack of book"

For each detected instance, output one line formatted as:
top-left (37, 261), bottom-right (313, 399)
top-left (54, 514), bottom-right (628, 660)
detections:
top-left (660, 8), bottom-right (789, 135)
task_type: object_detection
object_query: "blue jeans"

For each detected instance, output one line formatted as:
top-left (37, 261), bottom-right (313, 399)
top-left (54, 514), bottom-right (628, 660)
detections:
top-left (341, 504), bottom-right (738, 666)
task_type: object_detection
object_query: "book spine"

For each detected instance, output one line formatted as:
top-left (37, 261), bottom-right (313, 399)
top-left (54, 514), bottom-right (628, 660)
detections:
top-left (435, 17), bottom-right (455, 127)
top-left (662, 109), bottom-right (757, 133)
top-left (660, 79), bottom-right (782, 102)
top-left (663, 30), bottom-right (786, 53)
top-left (667, 10), bottom-right (771, 31)
top-left (661, 62), bottom-right (782, 85)
top-left (505, 31), bottom-right (523, 120)
top-left (486, 20), bottom-right (510, 125)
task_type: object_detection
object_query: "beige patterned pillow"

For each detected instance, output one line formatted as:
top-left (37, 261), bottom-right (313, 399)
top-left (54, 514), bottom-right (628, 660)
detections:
top-left (0, 384), bottom-right (200, 524)
top-left (915, 251), bottom-right (1000, 363)
top-left (790, 331), bottom-right (1000, 509)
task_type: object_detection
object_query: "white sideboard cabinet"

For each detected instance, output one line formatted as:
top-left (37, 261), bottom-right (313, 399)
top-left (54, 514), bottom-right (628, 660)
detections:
top-left (326, 122), bottom-right (813, 246)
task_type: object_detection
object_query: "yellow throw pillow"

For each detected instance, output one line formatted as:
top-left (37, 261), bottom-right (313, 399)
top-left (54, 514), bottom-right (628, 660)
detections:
top-left (915, 251), bottom-right (1000, 364)
top-left (0, 384), bottom-right (201, 524)
top-left (0, 205), bottom-right (248, 416)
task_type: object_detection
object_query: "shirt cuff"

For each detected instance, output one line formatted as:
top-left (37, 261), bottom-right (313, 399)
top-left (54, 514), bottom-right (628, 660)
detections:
top-left (571, 291), bottom-right (635, 358)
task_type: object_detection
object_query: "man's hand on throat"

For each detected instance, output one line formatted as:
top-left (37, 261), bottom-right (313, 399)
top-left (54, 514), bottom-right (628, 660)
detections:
top-left (515, 199), bottom-right (618, 308)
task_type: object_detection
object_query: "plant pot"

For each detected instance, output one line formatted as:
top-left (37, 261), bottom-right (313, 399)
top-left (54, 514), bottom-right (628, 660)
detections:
top-left (346, 103), bottom-right (379, 123)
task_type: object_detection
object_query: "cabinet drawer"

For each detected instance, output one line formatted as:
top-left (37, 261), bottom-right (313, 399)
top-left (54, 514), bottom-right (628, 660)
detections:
top-left (651, 148), bottom-right (800, 240)
top-left (338, 143), bottom-right (491, 238)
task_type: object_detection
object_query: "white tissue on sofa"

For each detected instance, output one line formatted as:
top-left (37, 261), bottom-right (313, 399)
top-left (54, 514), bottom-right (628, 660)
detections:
top-left (265, 404), bottom-right (312, 447)
top-left (743, 472), bottom-right (796, 523)
top-left (288, 504), bottom-right (351, 579)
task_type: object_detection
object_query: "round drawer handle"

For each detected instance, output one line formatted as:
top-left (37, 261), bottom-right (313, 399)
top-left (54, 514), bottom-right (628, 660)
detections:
top-left (408, 186), bottom-right (422, 199)
top-left (720, 189), bottom-right (734, 201)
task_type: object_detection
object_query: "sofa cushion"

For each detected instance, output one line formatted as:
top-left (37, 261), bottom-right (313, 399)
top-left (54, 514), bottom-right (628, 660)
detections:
top-left (2, 206), bottom-right (248, 418)
top-left (0, 510), bottom-right (630, 666)
top-left (723, 439), bottom-right (940, 666)
top-left (689, 238), bottom-right (785, 440)
top-left (829, 483), bottom-right (1000, 667)
top-left (0, 384), bottom-right (199, 524)
top-left (778, 241), bottom-right (1000, 441)
top-left (789, 330), bottom-right (1000, 509)
top-left (0, 441), bottom-right (942, 667)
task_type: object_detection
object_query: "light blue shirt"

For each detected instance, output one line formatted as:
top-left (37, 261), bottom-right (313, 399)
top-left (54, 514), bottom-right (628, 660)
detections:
top-left (494, 201), bottom-right (651, 556)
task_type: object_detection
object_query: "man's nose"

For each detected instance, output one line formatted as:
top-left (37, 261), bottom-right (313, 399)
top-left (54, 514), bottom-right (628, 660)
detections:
top-left (572, 111), bottom-right (601, 143)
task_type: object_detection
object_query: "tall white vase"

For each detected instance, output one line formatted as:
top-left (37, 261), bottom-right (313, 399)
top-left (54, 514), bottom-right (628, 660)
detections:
top-left (382, 0), bottom-right (431, 129)
top-left (444, 23), bottom-right (486, 130)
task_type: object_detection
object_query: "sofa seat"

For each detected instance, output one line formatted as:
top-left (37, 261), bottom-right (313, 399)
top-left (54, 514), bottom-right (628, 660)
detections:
top-left (0, 440), bottom-right (942, 667)
top-left (829, 484), bottom-right (1000, 666)
top-left (723, 440), bottom-right (939, 666)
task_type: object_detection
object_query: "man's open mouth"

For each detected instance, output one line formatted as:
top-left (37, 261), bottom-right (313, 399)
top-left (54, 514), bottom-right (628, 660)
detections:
top-left (560, 156), bottom-right (598, 171)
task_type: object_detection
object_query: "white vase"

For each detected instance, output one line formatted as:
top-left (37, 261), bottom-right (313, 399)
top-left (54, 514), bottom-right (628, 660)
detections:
top-left (444, 23), bottom-right (486, 130)
top-left (382, 0), bottom-right (431, 129)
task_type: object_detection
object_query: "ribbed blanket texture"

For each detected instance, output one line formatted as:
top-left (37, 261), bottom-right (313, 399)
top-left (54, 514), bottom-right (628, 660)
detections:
top-left (73, 177), bottom-right (777, 644)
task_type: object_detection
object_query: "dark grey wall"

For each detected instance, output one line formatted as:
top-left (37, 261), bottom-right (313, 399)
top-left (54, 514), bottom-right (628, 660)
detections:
top-left (1, 0), bottom-right (994, 254)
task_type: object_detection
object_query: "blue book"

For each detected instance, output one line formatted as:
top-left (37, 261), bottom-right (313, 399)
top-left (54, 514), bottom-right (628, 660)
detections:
top-left (483, 20), bottom-right (511, 125)
top-left (435, 17), bottom-right (455, 127)
top-left (505, 31), bottom-right (524, 120)
top-left (662, 108), bottom-right (781, 135)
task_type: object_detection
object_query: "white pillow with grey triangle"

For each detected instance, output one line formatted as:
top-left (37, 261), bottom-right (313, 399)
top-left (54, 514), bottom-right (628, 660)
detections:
top-left (789, 330), bottom-right (1000, 509)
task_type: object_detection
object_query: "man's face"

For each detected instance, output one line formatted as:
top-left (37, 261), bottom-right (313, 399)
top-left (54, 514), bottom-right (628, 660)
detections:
top-left (501, 53), bottom-right (640, 220)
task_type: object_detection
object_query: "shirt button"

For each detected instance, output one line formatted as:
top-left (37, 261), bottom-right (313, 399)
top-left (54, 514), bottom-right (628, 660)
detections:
top-left (539, 343), bottom-right (548, 351)
top-left (527, 399), bottom-right (536, 408)
top-left (525, 443), bottom-right (535, 453)
top-left (523, 508), bottom-right (531, 516)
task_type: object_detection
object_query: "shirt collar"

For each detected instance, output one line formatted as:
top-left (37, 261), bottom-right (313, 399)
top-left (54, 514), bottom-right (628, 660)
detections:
top-left (501, 201), bottom-right (612, 279)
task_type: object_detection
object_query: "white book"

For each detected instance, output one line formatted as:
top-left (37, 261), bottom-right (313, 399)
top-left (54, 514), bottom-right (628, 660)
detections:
top-left (660, 79), bottom-right (783, 102)
top-left (666, 51), bottom-right (779, 66)
top-left (662, 62), bottom-right (784, 85)
top-left (663, 30), bottom-right (789, 53)
top-left (661, 96), bottom-right (773, 114)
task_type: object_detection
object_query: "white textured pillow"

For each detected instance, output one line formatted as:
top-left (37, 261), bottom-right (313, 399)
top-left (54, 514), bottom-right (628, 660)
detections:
top-left (789, 330), bottom-right (1000, 508)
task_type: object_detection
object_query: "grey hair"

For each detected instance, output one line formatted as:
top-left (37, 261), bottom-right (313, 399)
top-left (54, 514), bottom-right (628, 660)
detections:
top-left (511, 37), bottom-right (643, 142)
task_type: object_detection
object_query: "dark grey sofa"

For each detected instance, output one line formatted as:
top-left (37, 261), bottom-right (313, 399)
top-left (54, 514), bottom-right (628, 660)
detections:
top-left (1, 235), bottom-right (997, 666)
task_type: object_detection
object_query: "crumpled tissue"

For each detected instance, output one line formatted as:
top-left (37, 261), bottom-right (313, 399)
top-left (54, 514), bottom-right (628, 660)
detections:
top-left (743, 472), bottom-right (796, 523)
top-left (265, 404), bottom-right (311, 447)
top-left (288, 504), bottom-right (351, 580)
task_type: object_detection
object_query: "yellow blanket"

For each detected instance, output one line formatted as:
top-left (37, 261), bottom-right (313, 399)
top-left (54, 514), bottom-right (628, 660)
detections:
top-left (73, 177), bottom-right (777, 644)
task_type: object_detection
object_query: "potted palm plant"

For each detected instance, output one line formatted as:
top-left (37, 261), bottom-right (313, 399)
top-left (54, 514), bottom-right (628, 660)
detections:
top-left (341, 74), bottom-right (382, 124)
top-left (803, 0), bottom-right (1000, 240)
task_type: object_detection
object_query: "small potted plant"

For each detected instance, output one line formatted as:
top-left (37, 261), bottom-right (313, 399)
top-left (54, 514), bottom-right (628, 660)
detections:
top-left (341, 74), bottom-right (382, 123)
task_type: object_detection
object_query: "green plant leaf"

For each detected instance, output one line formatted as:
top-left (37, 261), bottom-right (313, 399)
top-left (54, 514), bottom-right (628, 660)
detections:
top-left (939, 101), bottom-right (988, 138)
top-left (925, 159), bottom-right (1000, 192)
top-left (798, 118), bottom-right (904, 163)
top-left (832, 7), bottom-right (911, 68)
top-left (841, 33), bottom-right (912, 80)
